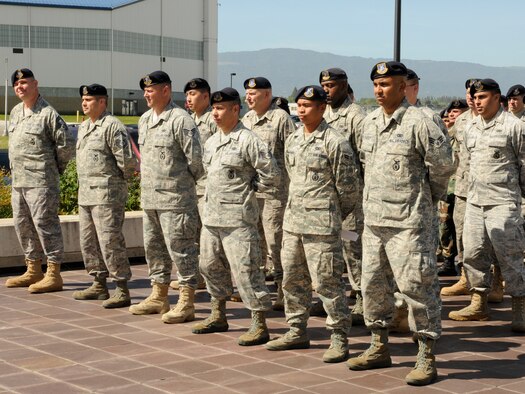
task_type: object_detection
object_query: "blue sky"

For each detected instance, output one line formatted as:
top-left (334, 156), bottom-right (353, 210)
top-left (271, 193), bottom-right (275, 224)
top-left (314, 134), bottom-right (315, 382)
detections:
top-left (218, 0), bottom-right (525, 68)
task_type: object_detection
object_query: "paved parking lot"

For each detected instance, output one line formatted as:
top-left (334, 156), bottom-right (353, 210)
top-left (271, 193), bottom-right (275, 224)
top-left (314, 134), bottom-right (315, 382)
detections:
top-left (0, 263), bottom-right (524, 393)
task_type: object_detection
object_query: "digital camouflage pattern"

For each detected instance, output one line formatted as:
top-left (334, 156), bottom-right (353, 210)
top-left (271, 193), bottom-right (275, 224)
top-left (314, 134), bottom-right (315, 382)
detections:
top-left (281, 120), bottom-right (360, 334)
top-left (359, 100), bottom-right (454, 340)
top-left (79, 204), bottom-right (131, 281)
top-left (242, 106), bottom-right (295, 279)
top-left (8, 95), bottom-right (74, 188)
top-left (453, 109), bottom-right (475, 198)
top-left (462, 109), bottom-right (525, 296)
top-left (200, 225), bottom-right (272, 311)
top-left (281, 231), bottom-right (351, 334)
top-left (8, 95), bottom-right (74, 265)
top-left (202, 121), bottom-right (280, 228)
top-left (138, 101), bottom-right (203, 286)
top-left (193, 106), bottom-right (218, 197)
top-left (138, 101), bottom-right (203, 210)
top-left (283, 120), bottom-right (360, 235)
top-left (143, 208), bottom-right (200, 287)
top-left (512, 109), bottom-right (525, 120)
top-left (76, 112), bottom-right (137, 206)
top-left (11, 187), bottom-right (64, 263)
top-left (324, 97), bottom-right (365, 290)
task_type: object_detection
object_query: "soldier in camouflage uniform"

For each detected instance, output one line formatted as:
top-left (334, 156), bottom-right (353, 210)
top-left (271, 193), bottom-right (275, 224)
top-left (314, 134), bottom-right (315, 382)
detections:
top-left (129, 71), bottom-right (204, 325)
top-left (169, 78), bottom-right (217, 292)
top-left (72, 84), bottom-right (137, 308)
top-left (449, 79), bottom-right (525, 333)
top-left (5, 68), bottom-right (74, 293)
top-left (319, 67), bottom-right (366, 324)
top-left (242, 77), bottom-right (296, 311)
top-left (347, 62), bottom-right (454, 386)
top-left (191, 87), bottom-right (280, 346)
top-left (507, 84), bottom-right (525, 120)
top-left (441, 79), bottom-right (492, 297)
top-left (265, 85), bottom-right (361, 363)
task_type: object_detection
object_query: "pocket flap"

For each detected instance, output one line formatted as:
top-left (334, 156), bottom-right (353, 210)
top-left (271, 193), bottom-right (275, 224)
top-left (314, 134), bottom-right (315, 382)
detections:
top-left (24, 161), bottom-right (46, 170)
top-left (219, 193), bottom-right (244, 204)
top-left (304, 198), bottom-right (330, 209)
top-left (486, 173), bottom-right (508, 183)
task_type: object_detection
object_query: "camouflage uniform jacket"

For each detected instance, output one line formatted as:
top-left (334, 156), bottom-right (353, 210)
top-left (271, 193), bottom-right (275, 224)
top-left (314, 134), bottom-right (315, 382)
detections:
top-left (453, 109), bottom-right (475, 198)
top-left (193, 106), bottom-right (218, 196)
top-left (414, 99), bottom-right (448, 136)
top-left (465, 108), bottom-right (525, 206)
top-left (511, 109), bottom-right (525, 121)
top-left (202, 121), bottom-right (280, 228)
top-left (8, 95), bottom-right (74, 188)
top-left (324, 97), bottom-right (366, 158)
top-left (138, 101), bottom-right (203, 211)
top-left (360, 99), bottom-right (454, 228)
top-left (283, 120), bottom-right (360, 236)
top-left (242, 107), bottom-right (296, 200)
top-left (76, 112), bottom-right (137, 206)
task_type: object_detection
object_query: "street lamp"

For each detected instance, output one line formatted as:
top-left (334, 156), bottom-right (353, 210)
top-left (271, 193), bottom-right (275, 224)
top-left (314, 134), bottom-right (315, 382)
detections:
top-left (4, 57), bottom-right (8, 136)
top-left (230, 72), bottom-right (236, 88)
top-left (394, 0), bottom-right (401, 61)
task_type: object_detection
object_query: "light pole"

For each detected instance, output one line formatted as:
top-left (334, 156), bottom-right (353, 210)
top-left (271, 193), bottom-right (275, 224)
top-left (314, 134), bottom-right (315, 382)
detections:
top-left (230, 72), bottom-right (236, 88)
top-left (4, 57), bottom-right (8, 136)
top-left (394, 0), bottom-right (401, 62)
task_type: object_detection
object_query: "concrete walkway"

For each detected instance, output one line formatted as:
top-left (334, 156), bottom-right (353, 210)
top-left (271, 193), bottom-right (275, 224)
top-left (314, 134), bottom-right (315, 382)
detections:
top-left (0, 263), bottom-right (524, 393)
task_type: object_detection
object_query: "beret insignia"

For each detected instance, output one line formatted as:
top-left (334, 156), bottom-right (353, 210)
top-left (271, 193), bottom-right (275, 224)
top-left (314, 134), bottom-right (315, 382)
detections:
top-left (16, 69), bottom-right (23, 79)
top-left (143, 75), bottom-right (152, 86)
top-left (514, 88), bottom-right (521, 96)
top-left (304, 87), bottom-right (314, 98)
top-left (321, 70), bottom-right (330, 81)
top-left (474, 81), bottom-right (483, 92)
top-left (213, 92), bottom-right (223, 102)
top-left (377, 63), bottom-right (388, 75)
top-left (82, 86), bottom-right (88, 95)
top-left (276, 98), bottom-right (282, 105)
top-left (248, 78), bottom-right (256, 88)
top-left (189, 80), bottom-right (197, 88)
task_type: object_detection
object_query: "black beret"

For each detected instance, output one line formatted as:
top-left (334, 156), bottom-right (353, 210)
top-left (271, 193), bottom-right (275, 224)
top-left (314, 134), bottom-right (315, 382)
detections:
top-left (11, 68), bottom-right (34, 85)
top-left (139, 70), bottom-right (171, 90)
top-left (295, 85), bottom-right (327, 102)
top-left (469, 78), bottom-right (500, 97)
top-left (406, 69), bottom-right (420, 81)
top-left (243, 77), bottom-right (271, 89)
top-left (465, 78), bottom-right (480, 89)
top-left (184, 78), bottom-right (210, 93)
top-left (506, 84), bottom-right (525, 98)
top-left (211, 87), bottom-right (241, 105)
top-left (370, 61), bottom-right (407, 80)
top-left (79, 83), bottom-right (108, 97)
top-left (272, 96), bottom-right (290, 114)
top-left (447, 99), bottom-right (468, 111)
top-left (319, 68), bottom-right (347, 83)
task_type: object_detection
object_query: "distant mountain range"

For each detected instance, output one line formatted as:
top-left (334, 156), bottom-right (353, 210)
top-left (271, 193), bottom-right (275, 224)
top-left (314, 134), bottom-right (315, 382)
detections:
top-left (218, 48), bottom-right (525, 99)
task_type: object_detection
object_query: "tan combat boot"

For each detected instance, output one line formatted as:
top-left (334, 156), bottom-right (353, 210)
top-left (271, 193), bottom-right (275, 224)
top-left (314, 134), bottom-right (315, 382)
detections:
top-left (162, 286), bottom-right (195, 324)
top-left (272, 280), bottom-right (284, 311)
top-left (129, 282), bottom-right (169, 315)
top-left (323, 329), bottom-right (349, 363)
top-left (511, 296), bottom-right (525, 333)
top-left (238, 311), bottom-right (270, 346)
top-left (347, 328), bottom-right (392, 370)
top-left (73, 276), bottom-right (109, 300)
top-left (192, 297), bottom-right (229, 333)
top-left (103, 281), bottom-right (131, 309)
top-left (488, 266), bottom-right (504, 303)
top-left (265, 324), bottom-right (310, 350)
top-left (440, 267), bottom-right (470, 296)
top-left (448, 291), bottom-right (489, 321)
top-left (28, 262), bottom-right (63, 293)
top-left (405, 336), bottom-right (438, 386)
top-left (389, 305), bottom-right (410, 333)
top-left (351, 291), bottom-right (365, 326)
top-left (6, 259), bottom-right (44, 288)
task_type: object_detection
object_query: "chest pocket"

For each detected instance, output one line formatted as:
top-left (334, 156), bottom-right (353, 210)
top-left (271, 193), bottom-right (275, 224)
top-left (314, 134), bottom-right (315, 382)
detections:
top-left (306, 154), bottom-right (329, 170)
top-left (221, 153), bottom-right (244, 168)
top-left (153, 137), bottom-right (173, 162)
top-left (24, 127), bottom-right (44, 148)
top-left (386, 143), bottom-right (412, 191)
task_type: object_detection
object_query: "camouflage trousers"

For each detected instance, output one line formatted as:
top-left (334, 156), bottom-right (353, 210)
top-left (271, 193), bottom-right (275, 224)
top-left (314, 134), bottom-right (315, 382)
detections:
top-left (143, 209), bottom-right (199, 287)
top-left (342, 209), bottom-right (364, 291)
top-left (200, 225), bottom-right (272, 311)
top-left (11, 187), bottom-right (64, 264)
top-left (257, 197), bottom-right (285, 281)
top-left (79, 204), bottom-right (131, 281)
top-left (362, 224), bottom-right (442, 339)
top-left (281, 230), bottom-right (351, 334)
top-left (438, 194), bottom-right (457, 260)
top-left (453, 195), bottom-right (467, 264)
top-left (463, 202), bottom-right (525, 297)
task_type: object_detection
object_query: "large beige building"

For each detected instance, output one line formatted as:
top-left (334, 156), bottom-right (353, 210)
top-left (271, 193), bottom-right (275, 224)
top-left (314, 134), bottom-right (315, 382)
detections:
top-left (0, 0), bottom-right (218, 115)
